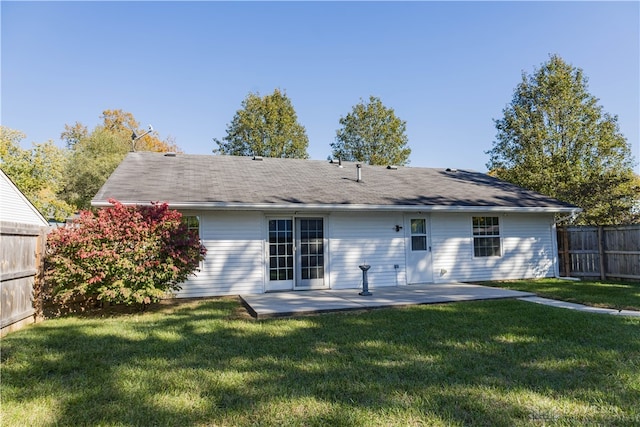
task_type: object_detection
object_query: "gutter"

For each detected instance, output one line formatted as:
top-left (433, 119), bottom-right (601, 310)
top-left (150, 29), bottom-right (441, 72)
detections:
top-left (91, 200), bottom-right (579, 214)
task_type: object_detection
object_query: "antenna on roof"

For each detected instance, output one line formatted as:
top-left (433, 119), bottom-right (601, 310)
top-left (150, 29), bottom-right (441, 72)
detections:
top-left (131, 124), bottom-right (154, 152)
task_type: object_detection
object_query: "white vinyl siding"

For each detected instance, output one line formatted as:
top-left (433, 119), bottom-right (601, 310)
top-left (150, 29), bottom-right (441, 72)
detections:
top-left (328, 212), bottom-right (406, 289)
top-left (431, 213), bottom-right (556, 283)
top-left (173, 209), bottom-right (558, 298)
top-left (0, 171), bottom-right (48, 226)
top-left (177, 211), bottom-right (264, 297)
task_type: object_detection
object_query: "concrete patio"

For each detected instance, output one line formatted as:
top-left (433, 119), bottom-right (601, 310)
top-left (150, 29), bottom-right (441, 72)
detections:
top-left (240, 282), bottom-right (534, 318)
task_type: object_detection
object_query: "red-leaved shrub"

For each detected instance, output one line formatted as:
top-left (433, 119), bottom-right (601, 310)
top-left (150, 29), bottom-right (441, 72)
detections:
top-left (45, 199), bottom-right (206, 307)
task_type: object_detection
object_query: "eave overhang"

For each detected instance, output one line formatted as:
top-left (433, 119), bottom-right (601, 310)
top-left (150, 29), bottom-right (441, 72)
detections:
top-left (91, 200), bottom-right (581, 215)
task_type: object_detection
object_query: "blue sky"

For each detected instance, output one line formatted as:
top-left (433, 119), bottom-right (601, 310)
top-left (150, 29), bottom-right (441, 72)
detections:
top-left (2, 1), bottom-right (638, 173)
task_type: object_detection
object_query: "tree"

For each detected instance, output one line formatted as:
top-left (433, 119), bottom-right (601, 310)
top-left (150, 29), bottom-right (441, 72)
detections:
top-left (62, 109), bottom-right (179, 153)
top-left (62, 127), bottom-right (130, 209)
top-left (61, 109), bottom-right (180, 209)
top-left (214, 89), bottom-right (309, 158)
top-left (45, 200), bottom-right (206, 308)
top-left (99, 109), bottom-right (179, 152)
top-left (60, 122), bottom-right (88, 149)
top-left (331, 96), bottom-right (411, 166)
top-left (0, 126), bottom-right (76, 221)
top-left (487, 55), bottom-right (638, 225)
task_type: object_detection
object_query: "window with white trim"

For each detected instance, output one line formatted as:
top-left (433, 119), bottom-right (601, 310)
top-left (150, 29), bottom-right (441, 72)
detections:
top-left (182, 216), bottom-right (203, 268)
top-left (472, 216), bottom-right (501, 257)
top-left (182, 216), bottom-right (200, 235)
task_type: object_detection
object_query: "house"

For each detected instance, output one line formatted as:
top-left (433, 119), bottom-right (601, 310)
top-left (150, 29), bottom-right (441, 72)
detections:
top-left (1, 169), bottom-right (49, 336)
top-left (92, 152), bottom-right (579, 298)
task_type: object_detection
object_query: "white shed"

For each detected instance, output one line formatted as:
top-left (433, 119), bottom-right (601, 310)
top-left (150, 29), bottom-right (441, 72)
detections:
top-left (93, 153), bottom-right (580, 298)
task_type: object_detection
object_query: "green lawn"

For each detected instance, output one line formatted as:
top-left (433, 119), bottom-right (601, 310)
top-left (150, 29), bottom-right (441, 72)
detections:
top-left (2, 297), bottom-right (639, 426)
top-left (485, 278), bottom-right (640, 312)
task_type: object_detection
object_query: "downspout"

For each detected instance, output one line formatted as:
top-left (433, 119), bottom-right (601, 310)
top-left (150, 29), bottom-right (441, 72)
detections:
top-left (551, 220), bottom-right (561, 278)
top-left (556, 209), bottom-right (580, 225)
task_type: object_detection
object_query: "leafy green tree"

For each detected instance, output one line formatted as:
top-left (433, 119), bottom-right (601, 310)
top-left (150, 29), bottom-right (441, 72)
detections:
top-left (60, 122), bottom-right (89, 149)
top-left (331, 96), bottom-right (411, 166)
top-left (45, 200), bottom-right (207, 308)
top-left (214, 89), bottom-right (309, 158)
top-left (98, 109), bottom-right (179, 152)
top-left (62, 127), bottom-right (130, 209)
top-left (0, 126), bottom-right (75, 221)
top-left (62, 109), bottom-right (179, 153)
top-left (61, 109), bottom-right (180, 210)
top-left (487, 55), bottom-right (638, 225)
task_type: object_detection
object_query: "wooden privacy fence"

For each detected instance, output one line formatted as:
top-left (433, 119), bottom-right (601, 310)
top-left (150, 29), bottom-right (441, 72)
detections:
top-left (557, 224), bottom-right (640, 280)
top-left (1, 221), bottom-right (47, 336)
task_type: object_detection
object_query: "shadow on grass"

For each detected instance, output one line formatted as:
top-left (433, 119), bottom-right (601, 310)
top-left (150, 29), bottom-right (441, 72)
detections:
top-left (2, 298), bottom-right (640, 426)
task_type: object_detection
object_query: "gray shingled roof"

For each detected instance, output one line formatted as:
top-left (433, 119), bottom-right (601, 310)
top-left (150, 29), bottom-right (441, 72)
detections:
top-left (92, 152), bottom-right (578, 212)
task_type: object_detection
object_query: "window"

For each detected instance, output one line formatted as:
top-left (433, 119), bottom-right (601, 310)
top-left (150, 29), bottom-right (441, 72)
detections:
top-left (182, 216), bottom-right (203, 267)
top-left (472, 216), bottom-right (501, 257)
top-left (411, 218), bottom-right (427, 251)
top-left (182, 216), bottom-right (200, 235)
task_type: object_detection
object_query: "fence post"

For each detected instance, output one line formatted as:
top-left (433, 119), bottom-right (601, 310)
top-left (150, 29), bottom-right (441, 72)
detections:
top-left (560, 227), bottom-right (571, 277)
top-left (33, 228), bottom-right (47, 322)
top-left (597, 226), bottom-right (606, 280)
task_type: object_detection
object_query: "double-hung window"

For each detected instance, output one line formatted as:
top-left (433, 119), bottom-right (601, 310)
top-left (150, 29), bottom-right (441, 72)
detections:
top-left (182, 216), bottom-right (200, 236)
top-left (182, 216), bottom-right (203, 267)
top-left (472, 216), bottom-right (501, 257)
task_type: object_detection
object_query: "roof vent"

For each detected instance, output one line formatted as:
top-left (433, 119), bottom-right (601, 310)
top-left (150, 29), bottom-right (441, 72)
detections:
top-left (356, 164), bottom-right (362, 182)
top-left (387, 165), bottom-right (398, 170)
top-left (164, 152), bottom-right (177, 157)
top-left (253, 156), bottom-right (263, 161)
top-left (445, 168), bottom-right (458, 173)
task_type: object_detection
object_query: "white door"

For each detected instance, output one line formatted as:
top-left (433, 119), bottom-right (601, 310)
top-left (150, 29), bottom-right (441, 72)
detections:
top-left (266, 217), bottom-right (327, 291)
top-left (295, 217), bottom-right (326, 289)
top-left (266, 218), bottom-right (294, 291)
top-left (405, 215), bottom-right (433, 284)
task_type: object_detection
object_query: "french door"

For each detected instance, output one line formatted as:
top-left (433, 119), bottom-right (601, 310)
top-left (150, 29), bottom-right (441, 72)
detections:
top-left (266, 217), bottom-right (325, 291)
top-left (295, 218), bottom-right (325, 289)
top-left (266, 219), bottom-right (294, 291)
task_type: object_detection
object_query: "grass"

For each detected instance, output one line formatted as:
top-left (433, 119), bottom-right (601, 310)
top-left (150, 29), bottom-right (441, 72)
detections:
top-left (484, 278), bottom-right (640, 312)
top-left (1, 297), bottom-right (639, 426)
